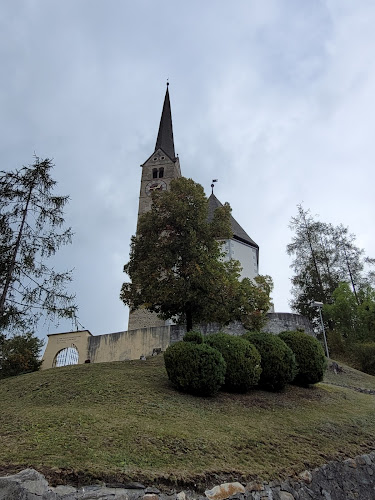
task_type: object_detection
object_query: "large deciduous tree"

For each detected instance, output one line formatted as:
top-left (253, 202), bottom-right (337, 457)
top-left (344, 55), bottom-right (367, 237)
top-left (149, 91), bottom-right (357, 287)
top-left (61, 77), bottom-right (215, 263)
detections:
top-left (0, 156), bottom-right (78, 334)
top-left (287, 204), bottom-right (374, 324)
top-left (121, 177), bottom-right (272, 331)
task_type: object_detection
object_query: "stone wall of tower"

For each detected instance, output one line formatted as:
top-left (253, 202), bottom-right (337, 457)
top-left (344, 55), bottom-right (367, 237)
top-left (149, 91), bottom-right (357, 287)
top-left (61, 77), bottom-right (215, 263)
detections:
top-left (137, 151), bottom-right (181, 218)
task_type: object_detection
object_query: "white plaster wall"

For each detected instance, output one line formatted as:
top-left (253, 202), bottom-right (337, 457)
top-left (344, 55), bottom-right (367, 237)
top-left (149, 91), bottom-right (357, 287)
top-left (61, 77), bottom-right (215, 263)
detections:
top-left (222, 239), bottom-right (258, 280)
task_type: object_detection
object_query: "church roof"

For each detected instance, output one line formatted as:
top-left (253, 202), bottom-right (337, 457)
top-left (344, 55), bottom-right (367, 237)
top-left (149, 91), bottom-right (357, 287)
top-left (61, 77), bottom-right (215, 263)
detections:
top-left (154, 84), bottom-right (176, 160)
top-left (207, 193), bottom-right (259, 249)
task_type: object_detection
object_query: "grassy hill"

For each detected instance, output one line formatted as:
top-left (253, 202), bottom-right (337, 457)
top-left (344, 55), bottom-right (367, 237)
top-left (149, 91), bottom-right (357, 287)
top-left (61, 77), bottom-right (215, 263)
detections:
top-left (0, 355), bottom-right (374, 490)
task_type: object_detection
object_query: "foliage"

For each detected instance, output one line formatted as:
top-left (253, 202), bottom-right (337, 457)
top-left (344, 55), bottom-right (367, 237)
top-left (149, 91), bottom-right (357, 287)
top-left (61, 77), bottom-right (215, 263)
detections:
top-left (0, 156), bottom-right (78, 334)
top-left (164, 341), bottom-right (226, 396)
top-left (201, 259), bottom-right (273, 331)
top-left (350, 342), bottom-right (375, 375)
top-left (287, 204), bottom-right (374, 325)
top-left (0, 332), bottom-right (44, 378)
top-left (205, 332), bottom-right (262, 392)
top-left (239, 275), bottom-right (274, 331)
top-left (324, 283), bottom-right (375, 344)
top-left (122, 177), bottom-right (272, 331)
top-left (243, 331), bottom-right (297, 391)
top-left (121, 178), bottom-right (232, 331)
top-left (278, 331), bottom-right (326, 386)
top-left (326, 329), bottom-right (346, 356)
top-left (183, 330), bottom-right (204, 344)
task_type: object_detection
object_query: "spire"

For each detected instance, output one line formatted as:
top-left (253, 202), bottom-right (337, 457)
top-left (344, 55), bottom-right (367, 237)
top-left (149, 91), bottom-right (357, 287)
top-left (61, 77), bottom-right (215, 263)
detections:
top-left (155, 83), bottom-right (176, 160)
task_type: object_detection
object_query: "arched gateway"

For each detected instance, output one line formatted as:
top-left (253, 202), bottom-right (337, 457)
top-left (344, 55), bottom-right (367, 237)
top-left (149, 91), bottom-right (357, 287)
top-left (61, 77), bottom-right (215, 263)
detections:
top-left (42, 330), bottom-right (92, 370)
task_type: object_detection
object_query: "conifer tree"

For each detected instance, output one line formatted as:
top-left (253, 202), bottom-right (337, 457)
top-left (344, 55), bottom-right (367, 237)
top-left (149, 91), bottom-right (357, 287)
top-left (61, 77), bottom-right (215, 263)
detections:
top-left (0, 156), bottom-right (78, 333)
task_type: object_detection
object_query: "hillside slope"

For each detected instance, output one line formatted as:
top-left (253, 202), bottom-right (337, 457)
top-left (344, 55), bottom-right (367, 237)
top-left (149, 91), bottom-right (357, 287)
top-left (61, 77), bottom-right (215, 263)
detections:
top-left (0, 356), bottom-right (374, 488)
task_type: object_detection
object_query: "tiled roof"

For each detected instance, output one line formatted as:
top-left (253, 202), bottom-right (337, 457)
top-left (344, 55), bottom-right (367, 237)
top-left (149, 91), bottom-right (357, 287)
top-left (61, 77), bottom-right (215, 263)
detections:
top-left (207, 193), bottom-right (259, 249)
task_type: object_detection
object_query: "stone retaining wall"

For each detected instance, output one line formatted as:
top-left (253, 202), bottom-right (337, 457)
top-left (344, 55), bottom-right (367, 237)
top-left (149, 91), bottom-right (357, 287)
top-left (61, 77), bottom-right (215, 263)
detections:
top-left (170, 314), bottom-right (314, 344)
top-left (1, 451), bottom-right (374, 500)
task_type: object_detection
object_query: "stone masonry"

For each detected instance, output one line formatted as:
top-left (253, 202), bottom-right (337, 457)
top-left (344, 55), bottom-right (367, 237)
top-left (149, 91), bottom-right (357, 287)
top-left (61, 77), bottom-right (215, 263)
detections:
top-left (1, 451), bottom-right (375, 499)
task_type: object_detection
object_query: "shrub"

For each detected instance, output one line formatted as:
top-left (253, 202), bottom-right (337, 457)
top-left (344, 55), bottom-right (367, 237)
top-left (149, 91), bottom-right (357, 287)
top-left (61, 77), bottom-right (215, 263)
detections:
top-left (278, 331), bottom-right (326, 386)
top-left (327, 329), bottom-right (346, 357)
top-left (242, 331), bottom-right (297, 391)
top-left (0, 333), bottom-right (44, 379)
top-left (183, 330), bottom-right (204, 344)
top-left (351, 342), bottom-right (375, 375)
top-left (205, 333), bottom-right (262, 392)
top-left (164, 341), bottom-right (226, 396)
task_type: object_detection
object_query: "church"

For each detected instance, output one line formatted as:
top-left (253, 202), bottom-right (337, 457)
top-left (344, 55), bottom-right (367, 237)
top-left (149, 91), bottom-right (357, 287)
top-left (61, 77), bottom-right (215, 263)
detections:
top-left (41, 86), bottom-right (312, 370)
top-left (128, 84), bottom-right (260, 331)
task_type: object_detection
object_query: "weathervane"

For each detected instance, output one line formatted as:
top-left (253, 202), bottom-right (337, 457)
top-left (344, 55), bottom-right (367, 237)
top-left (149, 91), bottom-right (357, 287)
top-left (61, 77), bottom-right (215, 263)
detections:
top-left (211, 179), bottom-right (218, 194)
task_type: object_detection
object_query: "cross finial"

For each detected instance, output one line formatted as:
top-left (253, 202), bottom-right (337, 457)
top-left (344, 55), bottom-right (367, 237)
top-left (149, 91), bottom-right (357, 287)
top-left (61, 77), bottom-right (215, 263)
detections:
top-left (166, 78), bottom-right (169, 87)
top-left (211, 179), bottom-right (218, 194)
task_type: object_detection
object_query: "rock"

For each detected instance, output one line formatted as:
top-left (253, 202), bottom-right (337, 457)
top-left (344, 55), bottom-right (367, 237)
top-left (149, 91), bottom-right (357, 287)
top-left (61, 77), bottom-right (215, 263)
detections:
top-left (345, 458), bottom-right (357, 468)
top-left (205, 482), bottom-right (245, 500)
top-left (53, 484), bottom-right (78, 495)
top-left (143, 494), bottom-right (159, 500)
top-left (298, 470), bottom-right (312, 484)
top-left (245, 481), bottom-right (264, 492)
top-left (363, 454), bottom-right (373, 466)
top-left (145, 487), bottom-right (160, 494)
top-left (279, 492), bottom-right (295, 500)
top-left (78, 486), bottom-right (129, 499)
top-left (176, 492), bottom-right (186, 500)
top-left (0, 468), bottom-right (55, 499)
top-left (321, 490), bottom-right (332, 500)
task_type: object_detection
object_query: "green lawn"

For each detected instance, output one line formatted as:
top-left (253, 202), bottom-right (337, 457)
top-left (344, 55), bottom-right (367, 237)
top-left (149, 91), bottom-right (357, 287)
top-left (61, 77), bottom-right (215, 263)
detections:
top-left (0, 356), bottom-right (374, 489)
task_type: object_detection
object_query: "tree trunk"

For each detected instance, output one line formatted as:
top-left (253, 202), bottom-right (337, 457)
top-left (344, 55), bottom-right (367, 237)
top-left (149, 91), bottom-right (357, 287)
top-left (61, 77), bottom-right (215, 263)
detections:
top-left (301, 211), bottom-right (326, 302)
top-left (0, 183), bottom-right (33, 315)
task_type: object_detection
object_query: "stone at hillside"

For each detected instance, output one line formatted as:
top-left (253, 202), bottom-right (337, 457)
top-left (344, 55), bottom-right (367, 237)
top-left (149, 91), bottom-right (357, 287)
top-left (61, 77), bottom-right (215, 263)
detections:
top-left (298, 470), bottom-right (312, 484)
top-left (78, 486), bottom-right (129, 498)
top-left (145, 487), bottom-right (160, 494)
top-left (53, 484), bottom-right (78, 495)
top-left (0, 468), bottom-right (55, 499)
top-left (205, 482), bottom-right (245, 500)
top-left (279, 492), bottom-right (295, 500)
top-left (143, 494), bottom-right (159, 500)
top-left (245, 481), bottom-right (264, 491)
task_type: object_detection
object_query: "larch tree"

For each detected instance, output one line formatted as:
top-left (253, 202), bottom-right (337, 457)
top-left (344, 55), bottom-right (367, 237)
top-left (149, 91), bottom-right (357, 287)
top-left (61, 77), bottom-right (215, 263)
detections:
top-left (0, 156), bottom-right (78, 334)
top-left (288, 204), bottom-right (374, 324)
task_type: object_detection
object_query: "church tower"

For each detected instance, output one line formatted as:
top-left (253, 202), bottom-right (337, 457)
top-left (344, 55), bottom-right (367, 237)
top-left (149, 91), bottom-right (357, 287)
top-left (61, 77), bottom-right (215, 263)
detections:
top-left (136, 84), bottom-right (181, 220)
top-left (128, 84), bottom-right (181, 330)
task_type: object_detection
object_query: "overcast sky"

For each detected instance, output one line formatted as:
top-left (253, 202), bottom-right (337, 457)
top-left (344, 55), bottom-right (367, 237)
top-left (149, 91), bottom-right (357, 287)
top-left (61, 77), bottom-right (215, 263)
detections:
top-left (1, 1), bottom-right (375, 345)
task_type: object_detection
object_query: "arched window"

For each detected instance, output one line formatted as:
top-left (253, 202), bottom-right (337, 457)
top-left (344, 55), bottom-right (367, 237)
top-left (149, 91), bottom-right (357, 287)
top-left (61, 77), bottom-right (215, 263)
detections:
top-left (158, 167), bottom-right (164, 178)
top-left (52, 344), bottom-right (79, 367)
top-left (152, 168), bottom-right (158, 179)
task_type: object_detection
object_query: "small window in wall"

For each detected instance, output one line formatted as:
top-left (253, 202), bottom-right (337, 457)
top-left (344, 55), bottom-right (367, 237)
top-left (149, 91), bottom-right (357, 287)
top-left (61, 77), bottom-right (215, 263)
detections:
top-left (53, 344), bottom-right (79, 367)
top-left (159, 167), bottom-right (164, 178)
top-left (152, 168), bottom-right (158, 179)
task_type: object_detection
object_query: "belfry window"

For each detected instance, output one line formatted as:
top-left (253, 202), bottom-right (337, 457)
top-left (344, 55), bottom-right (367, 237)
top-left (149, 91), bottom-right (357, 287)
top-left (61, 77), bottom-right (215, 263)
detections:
top-left (152, 168), bottom-right (158, 179)
top-left (159, 167), bottom-right (164, 178)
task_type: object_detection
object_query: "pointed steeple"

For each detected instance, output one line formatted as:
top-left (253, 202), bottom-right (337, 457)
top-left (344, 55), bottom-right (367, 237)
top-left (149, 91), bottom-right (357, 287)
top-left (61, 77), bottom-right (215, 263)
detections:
top-left (155, 84), bottom-right (176, 160)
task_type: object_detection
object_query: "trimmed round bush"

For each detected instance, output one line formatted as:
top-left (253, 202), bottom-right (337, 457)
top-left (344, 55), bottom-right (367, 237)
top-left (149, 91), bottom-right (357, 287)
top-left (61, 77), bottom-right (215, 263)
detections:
top-left (164, 341), bottom-right (226, 396)
top-left (205, 333), bottom-right (262, 392)
top-left (279, 331), bottom-right (327, 386)
top-left (242, 331), bottom-right (297, 391)
top-left (183, 330), bottom-right (204, 344)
